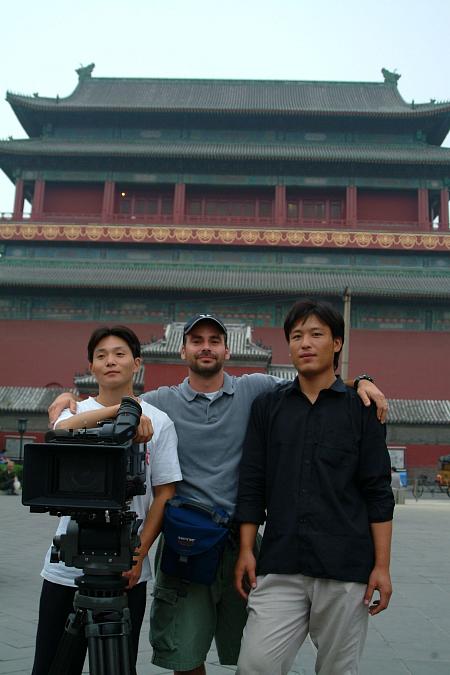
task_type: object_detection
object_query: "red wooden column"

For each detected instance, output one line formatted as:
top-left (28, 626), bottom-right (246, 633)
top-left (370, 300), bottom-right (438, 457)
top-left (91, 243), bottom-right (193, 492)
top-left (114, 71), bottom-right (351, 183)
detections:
top-left (173, 183), bottom-right (186, 224)
top-left (31, 179), bottom-right (45, 220)
top-left (346, 185), bottom-right (357, 228)
top-left (439, 188), bottom-right (449, 230)
top-left (12, 178), bottom-right (25, 220)
top-left (101, 181), bottom-right (115, 223)
top-left (417, 188), bottom-right (429, 229)
top-left (274, 185), bottom-right (286, 226)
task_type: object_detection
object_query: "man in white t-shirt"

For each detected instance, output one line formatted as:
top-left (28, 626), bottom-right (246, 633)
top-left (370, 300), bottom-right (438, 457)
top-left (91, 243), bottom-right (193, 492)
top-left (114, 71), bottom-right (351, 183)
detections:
top-left (31, 325), bottom-right (182, 675)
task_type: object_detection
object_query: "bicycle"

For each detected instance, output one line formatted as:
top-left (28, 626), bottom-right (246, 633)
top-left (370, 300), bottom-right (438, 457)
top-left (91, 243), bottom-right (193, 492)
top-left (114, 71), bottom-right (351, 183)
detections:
top-left (412, 474), bottom-right (450, 500)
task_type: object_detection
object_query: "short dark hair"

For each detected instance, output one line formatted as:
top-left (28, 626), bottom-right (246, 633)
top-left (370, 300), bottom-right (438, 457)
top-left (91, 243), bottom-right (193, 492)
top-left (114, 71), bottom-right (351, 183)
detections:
top-left (283, 299), bottom-right (344, 370)
top-left (87, 325), bottom-right (141, 362)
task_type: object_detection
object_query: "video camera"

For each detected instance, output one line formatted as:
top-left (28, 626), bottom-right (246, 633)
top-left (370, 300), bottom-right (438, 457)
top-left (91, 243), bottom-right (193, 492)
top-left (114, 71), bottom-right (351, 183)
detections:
top-left (22, 397), bottom-right (147, 674)
top-left (22, 396), bottom-right (146, 573)
top-left (22, 396), bottom-right (145, 514)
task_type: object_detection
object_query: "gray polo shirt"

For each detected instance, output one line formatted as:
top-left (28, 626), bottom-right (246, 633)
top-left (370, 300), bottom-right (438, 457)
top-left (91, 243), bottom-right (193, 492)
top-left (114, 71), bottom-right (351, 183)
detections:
top-left (142, 372), bottom-right (281, 516)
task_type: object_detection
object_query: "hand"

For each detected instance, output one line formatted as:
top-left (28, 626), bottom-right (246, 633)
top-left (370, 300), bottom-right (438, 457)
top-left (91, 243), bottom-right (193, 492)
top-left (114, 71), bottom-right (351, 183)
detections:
top-left (48, 393), bottom-right (78, 426)
top-left (356, 381), bottom-right (388, 423)
top-left (364, 566), bottom-right (392, 615)
top-left (122, 556), bottom-right (144, 590)
top-left (134, 414), bottom-right (153, 444)
top-left (234, 550), bottom-right (257, 600)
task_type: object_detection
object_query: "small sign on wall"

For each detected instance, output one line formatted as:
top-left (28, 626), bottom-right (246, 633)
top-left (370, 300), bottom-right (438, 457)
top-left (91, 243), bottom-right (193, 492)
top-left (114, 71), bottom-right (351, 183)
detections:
top-left (388, 446), bottom-right (405, 470)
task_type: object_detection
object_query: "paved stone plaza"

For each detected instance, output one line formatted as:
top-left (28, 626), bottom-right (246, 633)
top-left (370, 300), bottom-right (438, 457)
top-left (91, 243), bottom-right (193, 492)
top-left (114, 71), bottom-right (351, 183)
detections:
top-left (1, 493), bottom-right (449, 675)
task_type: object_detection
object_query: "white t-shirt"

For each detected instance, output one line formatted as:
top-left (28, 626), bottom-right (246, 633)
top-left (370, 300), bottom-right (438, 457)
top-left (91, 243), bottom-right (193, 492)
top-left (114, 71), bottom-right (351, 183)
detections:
top-left (41, 397), bottom-right (181, 587)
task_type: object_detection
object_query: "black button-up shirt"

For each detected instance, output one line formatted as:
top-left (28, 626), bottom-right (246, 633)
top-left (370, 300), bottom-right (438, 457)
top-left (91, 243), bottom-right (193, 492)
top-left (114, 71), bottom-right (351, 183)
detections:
top-left (235, 377), bottom-right (394, 584)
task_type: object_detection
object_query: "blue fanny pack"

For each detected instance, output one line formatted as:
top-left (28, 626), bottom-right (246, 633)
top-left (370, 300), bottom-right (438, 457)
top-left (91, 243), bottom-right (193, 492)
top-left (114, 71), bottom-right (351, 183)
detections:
top-left (161, 497), bottom-right (231, 585)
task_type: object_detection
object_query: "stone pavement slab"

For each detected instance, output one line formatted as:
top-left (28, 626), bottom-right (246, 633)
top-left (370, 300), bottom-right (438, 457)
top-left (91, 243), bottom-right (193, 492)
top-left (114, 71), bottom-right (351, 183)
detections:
top-left (1, 494), bottom-right (449, 674)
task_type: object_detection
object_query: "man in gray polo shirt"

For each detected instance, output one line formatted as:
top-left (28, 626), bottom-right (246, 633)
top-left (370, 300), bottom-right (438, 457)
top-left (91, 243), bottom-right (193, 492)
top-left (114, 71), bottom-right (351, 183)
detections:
top-left (49, 313), bottom-right (387, 675)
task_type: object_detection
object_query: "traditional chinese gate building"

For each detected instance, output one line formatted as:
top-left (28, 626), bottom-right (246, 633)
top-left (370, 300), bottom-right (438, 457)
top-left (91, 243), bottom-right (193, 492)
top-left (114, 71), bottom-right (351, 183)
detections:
top-left (0, 65), bottom-right (449, 449)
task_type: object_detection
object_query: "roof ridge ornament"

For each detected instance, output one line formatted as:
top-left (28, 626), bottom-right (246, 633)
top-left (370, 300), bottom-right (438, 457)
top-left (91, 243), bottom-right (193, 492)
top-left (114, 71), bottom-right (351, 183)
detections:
top-left (381, 67), bottom-right (401, 86)
top-left (76, 63), bottom-right (95, 82)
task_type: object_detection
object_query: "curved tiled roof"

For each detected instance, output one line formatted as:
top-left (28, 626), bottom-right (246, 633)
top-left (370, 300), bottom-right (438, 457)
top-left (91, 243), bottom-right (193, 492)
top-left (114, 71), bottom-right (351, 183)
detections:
top-left (142, 322), bottom-right (271, 362)
top-left (2, 137), bottom-right (450, 165)
top-left (7, 76), bottom-right (450, 117)
top-left (1, 384), bottom-right (448, 425)
top-left (266, 372), bottom-right (450, 425)
top-left (74, 366), bottom-right (145, 394)
top-left (1, 260), bottom-right (449, 299)
top-left (0, 386), bottom-right (77, 413)
top-left (386, 399), bottom-right (450, 425)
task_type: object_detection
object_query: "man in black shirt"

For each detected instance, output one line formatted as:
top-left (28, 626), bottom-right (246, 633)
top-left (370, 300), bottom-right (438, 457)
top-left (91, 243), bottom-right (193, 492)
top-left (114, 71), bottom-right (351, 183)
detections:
top-left (234, 299), bottom-right (394, 675)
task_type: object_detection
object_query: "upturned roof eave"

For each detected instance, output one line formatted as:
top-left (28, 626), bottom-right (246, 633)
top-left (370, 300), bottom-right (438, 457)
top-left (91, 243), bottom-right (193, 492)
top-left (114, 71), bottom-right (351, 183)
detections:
top-left (2, 140), bottom-right (450, 166)
top-left (8, 94), bottom-right (450, 118)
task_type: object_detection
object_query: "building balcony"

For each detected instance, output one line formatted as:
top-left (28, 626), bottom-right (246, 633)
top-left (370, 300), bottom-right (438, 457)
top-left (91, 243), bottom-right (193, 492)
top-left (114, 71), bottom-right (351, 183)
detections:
top-left (0, 210), bottom-right (436, 232)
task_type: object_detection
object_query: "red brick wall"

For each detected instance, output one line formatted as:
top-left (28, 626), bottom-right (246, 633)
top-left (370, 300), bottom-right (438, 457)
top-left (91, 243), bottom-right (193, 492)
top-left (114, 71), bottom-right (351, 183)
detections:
top-left (253, 327), bottom-right (450, 400)
top-left (0, 320), bottom-right (162, 388)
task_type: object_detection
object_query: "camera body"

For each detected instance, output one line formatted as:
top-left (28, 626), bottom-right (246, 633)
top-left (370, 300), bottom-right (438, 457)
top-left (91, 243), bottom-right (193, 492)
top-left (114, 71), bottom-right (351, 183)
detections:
top-left (22, 397), bottom-right (145, 514)
top-left (22, 397), bottom-right (146, 574)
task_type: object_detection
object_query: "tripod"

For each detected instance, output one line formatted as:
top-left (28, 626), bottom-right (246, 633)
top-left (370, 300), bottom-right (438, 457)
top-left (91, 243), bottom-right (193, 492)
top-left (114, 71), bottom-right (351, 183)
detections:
top-left (49, 571), bottom-right (136, 675)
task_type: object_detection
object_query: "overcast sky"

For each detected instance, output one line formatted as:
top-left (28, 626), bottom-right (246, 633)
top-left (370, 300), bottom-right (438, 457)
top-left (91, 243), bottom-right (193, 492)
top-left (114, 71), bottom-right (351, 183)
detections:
top-left (1, 0), bottom-right (449, 211)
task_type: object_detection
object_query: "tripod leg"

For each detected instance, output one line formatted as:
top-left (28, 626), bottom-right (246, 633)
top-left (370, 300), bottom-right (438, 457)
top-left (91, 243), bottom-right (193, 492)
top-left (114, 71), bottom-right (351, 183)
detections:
top-left (85, 609), bottom-right (136, 675)
top-left (48, 609), bottom-right (87, 675)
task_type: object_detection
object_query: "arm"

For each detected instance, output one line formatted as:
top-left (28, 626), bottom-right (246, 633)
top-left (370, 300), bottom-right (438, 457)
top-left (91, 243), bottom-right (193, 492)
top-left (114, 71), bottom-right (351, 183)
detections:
top-left (55, 404), bottom-right (120, 430)
top-left (49, 392), bottom-right (79, 425)
top-left (344, 378), bottom-right (388, 423)
top-left (123, 482), bottom-right (176, 589)
top-left (234, 522), bottom-right (258, 600)
top-left (364, 520), bottom-right (393, 615)
top-left (358, 403), bottom-right (394, 614)
top-left (56, 406), bottom-right (153, 443)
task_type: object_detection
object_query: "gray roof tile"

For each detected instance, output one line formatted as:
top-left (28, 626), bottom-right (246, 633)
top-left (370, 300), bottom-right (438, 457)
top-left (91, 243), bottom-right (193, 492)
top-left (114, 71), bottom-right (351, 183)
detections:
top-left (142, 322), bottom-right (271, 361)
top-left (1, 261), bottom-right (449, 299)
top-left (2, 138), bottom-right (450, 165)
top-left (267, 370), bottom-right (450, 425)
top-left (7, 76), bottom-right (450, 116)
top-left (0, 386), bottom-right (76, 413)
top-left (1, 384), bottom-right (448, 425)
top-left (74, 366), bottom-right (145, 394)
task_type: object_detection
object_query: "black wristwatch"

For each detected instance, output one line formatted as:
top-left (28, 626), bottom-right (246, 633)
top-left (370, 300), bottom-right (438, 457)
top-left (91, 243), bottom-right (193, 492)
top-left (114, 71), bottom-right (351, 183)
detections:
top-left (353, 374), bottom-right (374, 390)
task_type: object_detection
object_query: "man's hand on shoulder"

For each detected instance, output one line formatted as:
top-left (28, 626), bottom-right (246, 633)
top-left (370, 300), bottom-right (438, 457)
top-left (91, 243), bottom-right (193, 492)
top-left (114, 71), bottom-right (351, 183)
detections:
top-left (48, 392), bottom-right (79, 426)
top-left (355, 380), bottom-right (388, 423)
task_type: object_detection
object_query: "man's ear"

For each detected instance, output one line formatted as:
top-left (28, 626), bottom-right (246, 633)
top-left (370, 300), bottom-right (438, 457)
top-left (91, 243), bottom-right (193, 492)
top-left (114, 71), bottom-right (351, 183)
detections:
top-left (89, 362), bottom-right (94, 374)
top-left (334, 337), bottom-right (343, 353)
top-left (224, 346), bottom-right (231, 361)
top-left (180, 345), bottom-right (186, 361)
top-left (133, 357), bottom-right (141, 373)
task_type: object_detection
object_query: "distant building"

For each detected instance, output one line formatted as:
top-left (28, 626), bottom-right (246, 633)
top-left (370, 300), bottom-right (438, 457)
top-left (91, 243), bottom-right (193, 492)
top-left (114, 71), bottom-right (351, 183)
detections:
top-left (0, 66), bottom-right (449, 470)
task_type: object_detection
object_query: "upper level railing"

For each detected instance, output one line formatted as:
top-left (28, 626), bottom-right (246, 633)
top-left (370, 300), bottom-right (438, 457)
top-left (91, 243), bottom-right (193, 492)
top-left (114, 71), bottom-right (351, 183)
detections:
top-left (0, 210), bottom-right (441, 231)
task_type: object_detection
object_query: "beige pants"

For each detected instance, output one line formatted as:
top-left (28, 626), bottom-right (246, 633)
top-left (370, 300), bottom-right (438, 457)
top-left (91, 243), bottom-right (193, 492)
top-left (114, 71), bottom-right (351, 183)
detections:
top-left (236, 573), bottom-right (368, 675)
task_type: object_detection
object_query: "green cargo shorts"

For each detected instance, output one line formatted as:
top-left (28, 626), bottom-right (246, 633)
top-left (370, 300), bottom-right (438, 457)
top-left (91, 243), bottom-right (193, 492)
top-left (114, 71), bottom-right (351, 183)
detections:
top-left (150, 535), bottom-right (253, 671)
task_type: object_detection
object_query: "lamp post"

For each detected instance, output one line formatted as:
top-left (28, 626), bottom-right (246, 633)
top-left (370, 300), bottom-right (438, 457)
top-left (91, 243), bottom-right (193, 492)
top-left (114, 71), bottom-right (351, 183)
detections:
top-left (341, 287), bottom-right (351, 381)
top-left (17, 418), bottom-right (28, 462)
